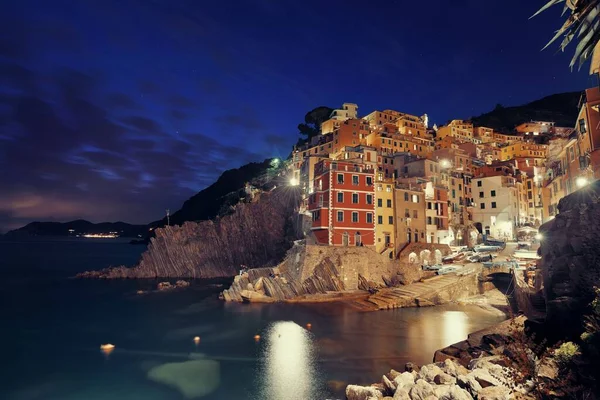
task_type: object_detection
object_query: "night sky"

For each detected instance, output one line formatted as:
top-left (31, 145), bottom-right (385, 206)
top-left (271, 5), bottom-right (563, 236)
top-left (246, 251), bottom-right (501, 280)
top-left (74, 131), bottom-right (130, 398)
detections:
top-left (0, 0), bottom-right (594, 232)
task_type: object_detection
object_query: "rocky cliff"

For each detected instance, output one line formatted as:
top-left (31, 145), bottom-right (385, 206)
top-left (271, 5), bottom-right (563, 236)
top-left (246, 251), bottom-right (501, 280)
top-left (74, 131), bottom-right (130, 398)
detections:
top-left (538, 180), bottom-right (600, 338)
top-left (221, 243), bottom-right (454, 302)
top-left (77, 188), bottom-right (301, 279)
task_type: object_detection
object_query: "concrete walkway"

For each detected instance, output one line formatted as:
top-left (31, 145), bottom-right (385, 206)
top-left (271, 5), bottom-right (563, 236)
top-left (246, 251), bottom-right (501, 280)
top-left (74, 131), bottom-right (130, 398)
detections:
top-left (342, 272), bottom-right (479, 311)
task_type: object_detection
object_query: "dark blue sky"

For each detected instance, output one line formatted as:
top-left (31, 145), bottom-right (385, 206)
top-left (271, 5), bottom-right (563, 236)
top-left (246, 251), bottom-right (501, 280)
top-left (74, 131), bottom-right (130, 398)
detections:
top-left (0, 0), bottom-right (593, 231)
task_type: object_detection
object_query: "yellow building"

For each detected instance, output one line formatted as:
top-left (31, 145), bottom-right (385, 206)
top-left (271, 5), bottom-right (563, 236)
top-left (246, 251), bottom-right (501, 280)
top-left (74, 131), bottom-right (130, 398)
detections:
top-left (375, 179), bottom-right (395, 255)
top-left (436, 120), bottom-right (474, 142)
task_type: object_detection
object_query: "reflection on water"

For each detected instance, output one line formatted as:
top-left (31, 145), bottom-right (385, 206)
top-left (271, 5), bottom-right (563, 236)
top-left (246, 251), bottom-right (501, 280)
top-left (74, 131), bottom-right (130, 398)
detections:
top-left (259, 321), bottom-right (320, 400)
top-left (443, 311), bottom-right (468, 345)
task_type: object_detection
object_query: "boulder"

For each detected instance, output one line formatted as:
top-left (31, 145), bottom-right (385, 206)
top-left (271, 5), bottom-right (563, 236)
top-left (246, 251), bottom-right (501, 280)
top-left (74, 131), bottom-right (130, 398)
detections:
top-left (418, 365), bottom-right (443, 383)
top-left (393, 388), bottom-right (411, 400)
top-left (457, 375), bottom-right (482, 397)
top-left (388, 369), bottom-right (402, 380)
top-left (175, 280), bottom-right (190, 288)
top-left (408, 379), bottom-right (434, 400)
top-left (468, 368), bottom-right (502, 388)
top-left (478, 386), bottom-right (510, 400)
top-left (439, 359), bottom-right (468, 378)
top-left (157, 281), bottom-right (173, 291)
top-left (346, 385), bottom-right (384, 400)
top-left (433, 373), bottom-right (456, 385)
top-left (383, 375), bottom-right (397, 394)
top-left (394, 372), bottom-right (416, 389)
top-left (433, 384), bottom-right (473, 400)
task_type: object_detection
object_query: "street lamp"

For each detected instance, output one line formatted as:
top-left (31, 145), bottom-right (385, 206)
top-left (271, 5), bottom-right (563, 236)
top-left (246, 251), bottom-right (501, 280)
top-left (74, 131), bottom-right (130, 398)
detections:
top-left (440, 159), bottom-right (451, 169)
top-left (576, 176), bottom-right (589, 188)
top-left (289, 177), bottom-right (299, 186)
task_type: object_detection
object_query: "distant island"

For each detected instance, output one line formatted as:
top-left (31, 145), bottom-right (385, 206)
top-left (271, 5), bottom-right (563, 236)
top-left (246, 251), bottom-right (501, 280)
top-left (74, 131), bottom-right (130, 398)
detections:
top-left (5, 219), bottom-right (148, 238)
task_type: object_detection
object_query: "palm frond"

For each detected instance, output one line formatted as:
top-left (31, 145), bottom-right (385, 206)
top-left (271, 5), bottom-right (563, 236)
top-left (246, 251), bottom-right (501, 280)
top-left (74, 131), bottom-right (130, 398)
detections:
top-left (530, 0), bottom-right (565, 19)
top-left (535, 0), bottom-right (600, 69)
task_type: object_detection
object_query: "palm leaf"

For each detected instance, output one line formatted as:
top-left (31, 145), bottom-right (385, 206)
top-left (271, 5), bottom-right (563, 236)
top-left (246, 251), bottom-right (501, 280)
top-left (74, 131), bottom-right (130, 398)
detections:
top-left (530, 0), bottom-right (565, 19)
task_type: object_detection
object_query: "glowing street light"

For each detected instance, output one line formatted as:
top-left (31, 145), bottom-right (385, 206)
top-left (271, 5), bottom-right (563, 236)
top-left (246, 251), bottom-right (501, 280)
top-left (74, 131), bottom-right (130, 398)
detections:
top-left (535, 233), bottom-right (543, 241)
top-left (289, 177), bottom-right (299, 186)
top-left (576, 176), bottom-right (589, 188)
top-left (439, 159), bottom-right (451, 169)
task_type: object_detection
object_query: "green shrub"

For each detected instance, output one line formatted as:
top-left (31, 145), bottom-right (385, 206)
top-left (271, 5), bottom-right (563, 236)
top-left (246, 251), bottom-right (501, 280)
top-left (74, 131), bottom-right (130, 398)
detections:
top-left (554, 342), bottom-right (581, 365)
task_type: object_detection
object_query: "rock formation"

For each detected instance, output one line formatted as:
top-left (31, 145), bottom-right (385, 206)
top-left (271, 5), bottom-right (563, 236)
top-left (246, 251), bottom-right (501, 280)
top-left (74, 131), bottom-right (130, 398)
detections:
top-left (538, 180), bottom-right (600, 338)
top-left (77, 188), bottom-right (301, 279)
top-left (345, 356), bottom-right (523, 400)
top-left (222, 242), bottom-right (401, 302)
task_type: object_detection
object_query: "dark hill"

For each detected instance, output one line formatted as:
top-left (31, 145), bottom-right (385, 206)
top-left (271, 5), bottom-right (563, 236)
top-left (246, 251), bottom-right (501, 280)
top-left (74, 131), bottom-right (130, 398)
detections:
top-left (7, 219), bottom-right (147, 237)
top-left (470, 91), bottom-right (582, 132)
top-left (150, 158), bottom-right (277, 227)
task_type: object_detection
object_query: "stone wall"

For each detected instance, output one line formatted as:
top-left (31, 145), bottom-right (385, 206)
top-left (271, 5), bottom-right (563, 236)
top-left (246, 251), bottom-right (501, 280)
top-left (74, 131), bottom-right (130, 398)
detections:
top-left (222, 242), bottom-right (405, 302)
top-left (538, 180), bottom-right (600, 338)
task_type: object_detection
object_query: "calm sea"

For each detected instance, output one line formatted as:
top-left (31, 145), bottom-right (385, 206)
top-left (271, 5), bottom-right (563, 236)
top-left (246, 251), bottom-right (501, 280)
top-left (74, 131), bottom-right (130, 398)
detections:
top-left (0, 238), bottom-right (505, 400)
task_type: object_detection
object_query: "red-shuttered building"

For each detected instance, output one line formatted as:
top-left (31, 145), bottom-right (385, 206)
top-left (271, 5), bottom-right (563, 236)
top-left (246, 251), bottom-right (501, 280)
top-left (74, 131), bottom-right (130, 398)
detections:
top-left (307, 159), bottom-right (376, 246)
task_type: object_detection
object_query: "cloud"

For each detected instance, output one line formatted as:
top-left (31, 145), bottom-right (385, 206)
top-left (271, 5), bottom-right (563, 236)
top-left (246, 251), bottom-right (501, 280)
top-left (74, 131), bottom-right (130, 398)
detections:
top-left (214, 108), bottom-right (264, 131)
top-left (0, 60), bottom-right (262, 231)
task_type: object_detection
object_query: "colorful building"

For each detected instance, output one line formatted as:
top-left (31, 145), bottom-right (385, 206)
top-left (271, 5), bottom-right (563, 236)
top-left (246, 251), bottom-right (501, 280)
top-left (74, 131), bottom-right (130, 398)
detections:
top-left (308, 159), bottom-right (376, 246)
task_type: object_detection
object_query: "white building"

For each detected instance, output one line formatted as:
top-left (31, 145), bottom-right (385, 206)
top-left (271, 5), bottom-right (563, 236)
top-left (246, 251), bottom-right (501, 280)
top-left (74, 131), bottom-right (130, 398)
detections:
top-left (472, 175), bottom-right (519, 240)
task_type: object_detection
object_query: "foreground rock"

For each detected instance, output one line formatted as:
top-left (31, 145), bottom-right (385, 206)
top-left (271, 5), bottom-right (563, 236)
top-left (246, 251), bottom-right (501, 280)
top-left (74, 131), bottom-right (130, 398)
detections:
top-left (346, 356), bottom-right (524, 400)
top-left (538, 180), bottom-right (600, 339)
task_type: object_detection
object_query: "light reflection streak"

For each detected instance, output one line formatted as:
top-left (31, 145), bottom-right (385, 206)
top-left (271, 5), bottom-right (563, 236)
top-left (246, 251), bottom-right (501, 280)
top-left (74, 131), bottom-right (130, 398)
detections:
top-left (259, 321), bottom-right (318, 400)
top-left (442, 311), bottom-right (468, 345)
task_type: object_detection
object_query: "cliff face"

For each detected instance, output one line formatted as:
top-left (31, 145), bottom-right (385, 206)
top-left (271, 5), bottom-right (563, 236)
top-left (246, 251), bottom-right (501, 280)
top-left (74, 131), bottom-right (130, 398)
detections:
top-left (78, 188), bottom-right (301, 279)
top-left (538, 180), bottom-right (600, 338)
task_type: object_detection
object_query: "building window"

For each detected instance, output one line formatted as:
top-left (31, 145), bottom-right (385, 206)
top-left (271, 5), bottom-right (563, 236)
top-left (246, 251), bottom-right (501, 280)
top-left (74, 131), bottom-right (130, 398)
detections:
top-left (412, 194), bottom-right (419, 203)
top-left (427, 202), bottom-right (432, 209)
top-left (377, 184), bottom-right (382, 191)
top-left (404, 192), bottom-right (409, 201)
top-left (337, 192), bottom-right (343, 203)
top-left (481, 203), bottom-right (485, 209)
top-left (352, 193), bottom-right (359, 203)
top-left (452, 190), bottom-right (456, 199)
top-left (366, 194), bottom-right (373, 205)
top-left (527, 181), bottom-right (532, 189)
top-left (312, 211), bottom-right (319, 221)
top-left (491, 202), bottom-right (497, 208)
top-left (337, 174), bottom-right (344, 184)
top-left (427, 216), bottom-right (432, 224)
top-left (388, 216), bottom-right (393, 224)
top-left (352, 175), bottom-right (359, 185)
top-left (366, 176), bottom-right (373, 186)
top-left (367, 213), bottom-right (373, 223)
top-left (491, 190), bottom-right (496, 197)
top-left (477, 181), bottom-right (482, 187)
top-left (352, 212), bottom-right (359, 223)
top-left (413, 210), bottom-right (418, 218)
top-left (386, 199), bottom-right (392, 208)
top-left (337, 211), bottom-right (344, 222)
top-left (386, 185), bottom-right (392, 192)
top-left (377, 198), bottom-right (382, 207)
top-left (479, 191), bottom-right (484, 198)
top-left (377, 215), bottom-right (383, 224)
